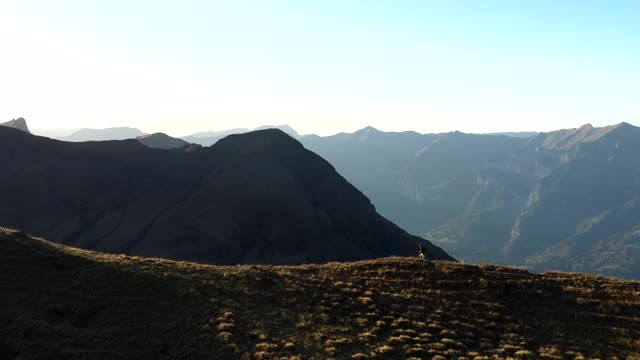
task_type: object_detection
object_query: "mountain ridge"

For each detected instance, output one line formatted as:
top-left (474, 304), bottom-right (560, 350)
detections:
top-left (300, 122), bottom-right (640, 278)
top-left (1, 228), bottom-right (638, 359)
top-left (0, 126), bottom-right (452, 265)
top-left (136, 132), bottom-right (190, 149)
top-left (58, 126), bottom-right (144, 142)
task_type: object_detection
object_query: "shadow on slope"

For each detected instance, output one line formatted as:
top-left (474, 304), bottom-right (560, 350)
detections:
top-left (1, 229), bottom-right (639, 359)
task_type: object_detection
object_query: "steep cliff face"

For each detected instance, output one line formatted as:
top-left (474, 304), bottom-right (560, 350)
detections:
top-left (302, 123), bottom-right (640, 278)
top-left (504, 123), bottom-right (640, 277)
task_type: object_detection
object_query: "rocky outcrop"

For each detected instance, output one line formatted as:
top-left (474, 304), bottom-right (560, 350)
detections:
top-left (0, 118), bottom-right (30, 133)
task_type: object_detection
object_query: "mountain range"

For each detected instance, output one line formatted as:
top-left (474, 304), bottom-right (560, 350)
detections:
top-left (57, 127), bottom-right (145, 142)
top-left (181, 125), bottom-right (300, 147)
top-left (11, 118), bottom-right (640, 278)
top-left (301, 123), bottom-right (640, 278)
top-left (0, 125), bottom-right (451, 265)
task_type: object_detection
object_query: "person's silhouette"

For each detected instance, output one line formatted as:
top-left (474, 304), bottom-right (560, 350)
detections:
top-left (418, 243), bottom-right (427, 260)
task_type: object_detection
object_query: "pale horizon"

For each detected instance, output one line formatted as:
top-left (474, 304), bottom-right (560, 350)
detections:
top-left (20, 119), bottom-right (635, 139)
top-left (2, 1), bottom-right (639, 137)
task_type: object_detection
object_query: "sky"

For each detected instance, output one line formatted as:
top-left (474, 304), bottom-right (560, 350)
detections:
top-left (1, 0), bottom-right (639, 137)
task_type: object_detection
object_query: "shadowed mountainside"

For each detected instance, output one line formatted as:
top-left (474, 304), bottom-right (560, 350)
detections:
top-left (136, 132), bottom-right (190, 149)
top-left (182, 125), bottom-right (300, 147)
top-left (1, 228), bottom-right (639, 359)
top-left (0, 126), bottom-right (451, 264)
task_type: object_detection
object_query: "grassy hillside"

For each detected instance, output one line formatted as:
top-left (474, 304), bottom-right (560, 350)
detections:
top-left (1, 228), bottom-right (639, 360)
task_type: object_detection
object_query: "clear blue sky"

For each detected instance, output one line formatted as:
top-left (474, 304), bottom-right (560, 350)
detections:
top-left (1, 0), bottom-right (638, 136)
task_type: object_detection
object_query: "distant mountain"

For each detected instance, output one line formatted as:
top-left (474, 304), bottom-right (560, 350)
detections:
top-left (136, 132), bottom-right (189, 149)
top-left (31, 128), bottom-right (78, 138)
top-left (0, 126), bottom-right (452, 264)
top-left (182, 125), bottom-right (300, 147)
top-left (488, 131), bottom-right (539, 138)
top-left (1, 117), bottom-right (30, 133)
top-left (505, 123), bottom-right (640, 276)
top-left (301, 123), bottom-right (640, 278)
top-left (189, 128), bottom-right (250, 138)
top-left (58, 127), bottom-right (144, 142)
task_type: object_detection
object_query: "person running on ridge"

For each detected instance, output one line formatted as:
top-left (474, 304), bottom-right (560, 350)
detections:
top-left (418, 243), bottom-right (427, 260)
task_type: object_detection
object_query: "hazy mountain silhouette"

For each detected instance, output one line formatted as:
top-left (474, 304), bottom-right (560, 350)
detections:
top-left (488, 131), bottom-right (538, 138)
top-left (182, 125), bottom-right (300, 146)
top-left (505, 123), bottom-right (640, 276)
top-left (189, 128), bottom-right (250, 138)
top-left (0, 126), bottom-right (452, 264)
top-left (181, 128), bottom-right (250, 146)
top-left (58, 127), bottom-right (144, 141)
top-left (31, 128), bottom-right (78, 138)
top-left (301, 123), bottom-right (640, 278)
top-left (136, 132), bottom-right (189, 149)
top-left (0, 117), bottom-right (30, 133)
top-left (254, 124), bottom-right (300, 138)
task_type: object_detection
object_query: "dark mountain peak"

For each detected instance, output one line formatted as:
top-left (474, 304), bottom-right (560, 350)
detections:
top-left (213, 128), bottom-right (303, 156)
top-left (253, 124), bottom-right (300, 138)
top-left (209, 128), bottom-right (304, 165)
top-left (136, 132), bottom-right (189, 149)
top-left (1, 117), bottom-right (30, 133)
top-left (0, 125), bottom-right (452, 265)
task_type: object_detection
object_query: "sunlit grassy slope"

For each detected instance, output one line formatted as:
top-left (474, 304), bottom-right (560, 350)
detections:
top-left (1, 228), bottom-right (639, 359)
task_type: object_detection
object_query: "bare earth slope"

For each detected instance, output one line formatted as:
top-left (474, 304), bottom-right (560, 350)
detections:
top-left (1, 229), bottom-right (639, 360)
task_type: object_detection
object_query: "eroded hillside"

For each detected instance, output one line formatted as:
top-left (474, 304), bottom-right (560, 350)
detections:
top-left (1, 228), bottom-right (639, 359)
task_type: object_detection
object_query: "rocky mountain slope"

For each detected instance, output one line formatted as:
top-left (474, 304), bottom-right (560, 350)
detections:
top-left (301, 123), bottom-right (640, 278)
top-left (1, 228), bottom-right (638, 359)
top-left (0, 126), bottom-right (450, 264)
top-left (0, 117), bottom-right (30, 133)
